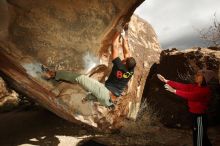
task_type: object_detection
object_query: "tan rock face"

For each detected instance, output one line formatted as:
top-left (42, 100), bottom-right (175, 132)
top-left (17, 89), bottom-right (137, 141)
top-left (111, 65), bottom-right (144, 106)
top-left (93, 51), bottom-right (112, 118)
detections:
top-left (125, 15), bottom-right (161, 119)
top-left (143, 48), bottom-right (220, 128)
top-left (0, 0), bottom-right (162, 130)
top-left (9, 0), bottom-right (113, 71)
top-left (2, 0), bottom-right (143, 72)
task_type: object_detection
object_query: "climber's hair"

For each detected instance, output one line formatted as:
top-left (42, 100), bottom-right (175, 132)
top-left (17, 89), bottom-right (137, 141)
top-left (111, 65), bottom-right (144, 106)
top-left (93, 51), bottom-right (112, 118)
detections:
top-left (126, 57), bottom-right (136, 70)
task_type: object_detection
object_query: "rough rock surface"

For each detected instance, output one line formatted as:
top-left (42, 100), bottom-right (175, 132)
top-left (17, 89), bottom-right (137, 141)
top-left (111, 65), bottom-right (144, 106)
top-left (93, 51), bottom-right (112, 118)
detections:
top-left (1, 0), bottom-right (144, 71)
top-left (0, 77), bottom-right (19, 111)
top-left (143, 47), bottom-right (220, 128)
top-left (0, 0), bottom-right (162, 130)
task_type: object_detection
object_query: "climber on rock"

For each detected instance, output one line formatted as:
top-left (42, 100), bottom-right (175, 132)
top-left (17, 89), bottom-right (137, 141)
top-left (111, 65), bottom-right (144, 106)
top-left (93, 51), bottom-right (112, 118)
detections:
top-left (41, 23), bottom-right (136, 109)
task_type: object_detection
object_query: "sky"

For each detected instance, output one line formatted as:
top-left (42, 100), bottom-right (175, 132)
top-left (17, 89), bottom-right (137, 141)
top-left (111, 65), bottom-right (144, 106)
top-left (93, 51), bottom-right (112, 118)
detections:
top-left (135, 0), bottom-right (220, 49)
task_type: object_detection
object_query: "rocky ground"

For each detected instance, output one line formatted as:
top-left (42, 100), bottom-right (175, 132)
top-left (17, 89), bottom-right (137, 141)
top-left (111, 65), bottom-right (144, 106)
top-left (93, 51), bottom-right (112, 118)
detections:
top-left (0, 105), bottom-right (220, 146)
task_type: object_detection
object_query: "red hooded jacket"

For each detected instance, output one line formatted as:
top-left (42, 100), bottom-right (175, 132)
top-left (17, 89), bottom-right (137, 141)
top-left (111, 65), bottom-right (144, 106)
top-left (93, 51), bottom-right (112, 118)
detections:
top-left (167, 80), bottom-right (211, 114)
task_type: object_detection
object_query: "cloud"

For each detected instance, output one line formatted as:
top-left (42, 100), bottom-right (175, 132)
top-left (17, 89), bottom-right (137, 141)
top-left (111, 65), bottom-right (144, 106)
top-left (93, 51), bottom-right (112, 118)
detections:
top-left (135, 0), bottom-right (220, 49)
top-left (162, 31), bottom-right (206, 49)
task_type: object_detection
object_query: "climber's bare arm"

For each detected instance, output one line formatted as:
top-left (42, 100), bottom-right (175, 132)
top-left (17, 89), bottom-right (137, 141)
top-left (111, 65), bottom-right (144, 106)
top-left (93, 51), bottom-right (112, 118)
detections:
top-left (122, 23), bottom-right (130, 60)
top-left (112, 32), bottom-right (120, 60)
top-left (122, 37), bottom-right (130, 60)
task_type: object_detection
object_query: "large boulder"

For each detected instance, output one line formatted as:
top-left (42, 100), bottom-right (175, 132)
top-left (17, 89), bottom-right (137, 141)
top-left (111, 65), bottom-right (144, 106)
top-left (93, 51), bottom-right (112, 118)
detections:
top-left (0, 0), bottom-right (162, 130)
top-left (143, 47), bottom-right (220, 128)
top-left (1, 0), bottom-right (144, 71)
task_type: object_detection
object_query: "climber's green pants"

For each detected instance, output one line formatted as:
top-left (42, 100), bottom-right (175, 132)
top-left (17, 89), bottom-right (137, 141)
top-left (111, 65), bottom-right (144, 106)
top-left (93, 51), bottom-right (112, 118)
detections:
top-left (55, 71), bottom-right (113, 107)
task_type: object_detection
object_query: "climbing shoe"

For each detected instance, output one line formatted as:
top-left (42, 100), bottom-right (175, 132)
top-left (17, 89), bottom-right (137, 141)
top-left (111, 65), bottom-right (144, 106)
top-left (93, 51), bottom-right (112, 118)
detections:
top-left (41, 65), bottom-right (56, 80)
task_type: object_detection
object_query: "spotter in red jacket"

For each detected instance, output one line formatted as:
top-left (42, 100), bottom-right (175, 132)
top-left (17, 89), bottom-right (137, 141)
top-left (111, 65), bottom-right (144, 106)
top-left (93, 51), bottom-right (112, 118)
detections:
top-left (167, 80), bottom-right (211, 114)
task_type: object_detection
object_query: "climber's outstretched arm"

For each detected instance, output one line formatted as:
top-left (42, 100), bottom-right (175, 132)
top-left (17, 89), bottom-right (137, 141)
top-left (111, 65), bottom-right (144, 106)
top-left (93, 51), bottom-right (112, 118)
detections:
top-left (112, 32), bottom-right (120, 60)
top-left (122, 36), bottom-right (130, 60)
top-left (122, 23), bottom-right (130, 60)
